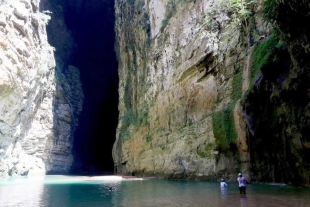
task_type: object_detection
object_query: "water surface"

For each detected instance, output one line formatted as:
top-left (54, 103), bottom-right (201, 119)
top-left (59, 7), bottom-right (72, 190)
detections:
top-left (0, 175), bottom-right (309, 207)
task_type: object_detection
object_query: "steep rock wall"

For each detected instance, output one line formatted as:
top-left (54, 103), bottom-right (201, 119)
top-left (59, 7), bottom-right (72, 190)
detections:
top-left (113, 0), bottom-right (269, 180)
top-left (114, 0), bottom-right (310, 185)
top-left (243, 0), bottom-right (310, 185)
top-left (0, 0), bottom-right (83, 177)
top-left (45, 0), bottom-right (118, 173)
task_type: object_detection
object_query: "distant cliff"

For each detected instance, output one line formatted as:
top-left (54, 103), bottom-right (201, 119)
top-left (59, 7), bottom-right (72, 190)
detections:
top-left (0, 0), bottom-right (83, 177)
top-left (113, 0), bottom-right (310, 185)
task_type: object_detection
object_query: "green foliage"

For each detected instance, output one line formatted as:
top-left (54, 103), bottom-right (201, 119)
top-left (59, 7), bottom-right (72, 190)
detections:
top-left (225, 0), bottom-right (255, 34)
top-left (159, 0), bottom-right (254, 37)
top-left (263, 0), bottom-right (277, 22)
top-left (119, 108), bottom-right (149, 142)
top-left (121, 108), bottom-right (149, 127)
top-left (140, 108), bottom-right (149, 125)
top-left (202, 10), bottom-right (218, 28)
top-left (145, 134), bottom-right (152, 142)
top-left (250, 31), bottom-right (284, 85)
top-left (142, 12), bottom-right (150, 29)
top-left (121, 109), bottom-right (139, 126)
top-left (205, 143), bottom-right (216, 152)
top-left (229, 0), bottom-right (253, 19)
top-left (160, 0), bottom-right (176, 32)
top-left (276, 105), bottom-right (301, 124)
top-left (212, 102), bottom-right (237, 154)
top-left (197, 151), bottom-right (207, 158)
top-left (232, 68), bottom-right (243, 101)
top-left (213, 112), bottom-right (229, 152)
top-left (124, 77), bottom-right (133, 109)
top-left (197, 143), bottom-right (216, 158)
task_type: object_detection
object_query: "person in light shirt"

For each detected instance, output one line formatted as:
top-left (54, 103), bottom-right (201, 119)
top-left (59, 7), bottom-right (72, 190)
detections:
top-left (220, 178), bottom-right (228, 188)
top-left (237, 173), bottom-right (247, 194)
top-left (220, 178), bottom-right (228, 201)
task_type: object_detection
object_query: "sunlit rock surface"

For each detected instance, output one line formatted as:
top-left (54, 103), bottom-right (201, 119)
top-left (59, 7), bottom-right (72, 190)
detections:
top-left (0, 0), bottom-right (83, 177)
top-left (113, 0), bottom-right (269, 180)
top-left (114, 0), bottom-right (310, 185)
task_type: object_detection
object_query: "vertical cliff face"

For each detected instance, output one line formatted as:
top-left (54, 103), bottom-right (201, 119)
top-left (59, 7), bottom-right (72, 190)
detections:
top-left (114, 0), bottom-right (310, 185)
top-left (41, 0), bottom-right (84, 174)
top-left (45, 0), bottom-right (118, 173)
top-left (113, 0), bottom-right (268, 180)
top-left (0, 0), bottom-right (83, 177)
top-left (243, 0), bottom-right (310, 185)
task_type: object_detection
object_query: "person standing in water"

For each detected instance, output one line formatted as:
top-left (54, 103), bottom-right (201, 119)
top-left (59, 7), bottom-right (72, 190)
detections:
top-left (237, 173), bottom-right (247, 194)
top-left (220, 178), bottom-right (228, 201)
top-left (220, 178), bottom-right (228, 188)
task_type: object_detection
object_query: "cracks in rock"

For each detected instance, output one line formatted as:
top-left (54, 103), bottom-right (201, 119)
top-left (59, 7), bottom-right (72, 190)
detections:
top-left (177, 157), bottom-right (187, 178)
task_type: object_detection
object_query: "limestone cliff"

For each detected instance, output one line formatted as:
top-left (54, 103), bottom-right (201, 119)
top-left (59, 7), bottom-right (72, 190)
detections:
top-left (113, 0), bottom-right (310, 185)
top-left (0, 0), bottom-right (83, 177)
top-left (113, 0), bottom-right (267, 180)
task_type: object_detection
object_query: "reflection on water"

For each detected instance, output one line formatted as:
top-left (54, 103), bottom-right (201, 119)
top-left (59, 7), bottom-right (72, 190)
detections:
top-left (0, 176), bottom-right (309, 207)
top-left (240, 196), bottom-right (247, 207)
top-left (221, 186), bottom-right (228, 202)
top-left (0, 180), bottom-right (44, 206)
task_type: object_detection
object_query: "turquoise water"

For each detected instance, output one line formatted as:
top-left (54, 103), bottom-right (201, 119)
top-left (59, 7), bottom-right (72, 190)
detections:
top-left (0, 176), bottom-right (309, 207)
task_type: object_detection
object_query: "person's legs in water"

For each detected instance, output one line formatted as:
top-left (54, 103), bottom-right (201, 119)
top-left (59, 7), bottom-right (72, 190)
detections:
top-left (239, 187), bottom-right (242, 194)
top-left (240, 187), bottom-right (246, 194)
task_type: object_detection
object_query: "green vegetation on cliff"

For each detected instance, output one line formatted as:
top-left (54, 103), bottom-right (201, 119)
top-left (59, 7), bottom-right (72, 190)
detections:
top-left (210, 65), bottom-right (242, 157)
top-left (120, 107), bottom-right (149, 142)
top-left (263, 0), bottom-right (277, 22)
top-left (160, 0), bottom-right (176, 32)
top-left (212, 102), bottom-right (237, 155)
top-left (241, 0), bottom-right (310, 185)
top-left (250, 31), bottom-right (285, 85)
top-left (232, 68), bottom-right (243, 101)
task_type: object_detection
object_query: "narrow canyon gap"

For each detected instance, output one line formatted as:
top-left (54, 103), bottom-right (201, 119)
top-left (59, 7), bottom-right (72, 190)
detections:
top-left (43, 0), bottom-right (118, 174)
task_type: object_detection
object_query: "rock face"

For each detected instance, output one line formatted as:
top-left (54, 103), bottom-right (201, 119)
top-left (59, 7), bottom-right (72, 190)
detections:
top-left (44, 0), bottom-right (118, 173)
top-left (113, 0), bottom-right (310, 184)
top-left (243, 0), bottom-right (310, 185)
top-left (0, 0), bottom-right (83, 177)
top-left (113, 0), bottom-right (268, 180)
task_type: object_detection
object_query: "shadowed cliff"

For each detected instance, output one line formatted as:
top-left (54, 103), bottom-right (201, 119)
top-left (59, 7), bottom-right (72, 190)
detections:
top-left (45, 0), bottom-right (118, 174)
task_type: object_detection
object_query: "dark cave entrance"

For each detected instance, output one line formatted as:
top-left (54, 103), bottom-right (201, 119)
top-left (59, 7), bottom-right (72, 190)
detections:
top-left (45, 0), bottom-right (118, 174)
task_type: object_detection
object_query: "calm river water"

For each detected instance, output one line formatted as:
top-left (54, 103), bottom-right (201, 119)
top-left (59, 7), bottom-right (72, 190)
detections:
top-left (0, 175), bottom-right (309, 207)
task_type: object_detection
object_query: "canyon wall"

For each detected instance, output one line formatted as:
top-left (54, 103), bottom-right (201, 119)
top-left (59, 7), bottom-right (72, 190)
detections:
top-left (0, 0), bottom-right (83, 177)
top-left (45, 0), bottom-right (118, 173)
top-left (113, 0), bottom-right (268, 180)
top-left (113, 0), bottom-right (310, 185)
top-left (243, 0), bottom-right (310, 185)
